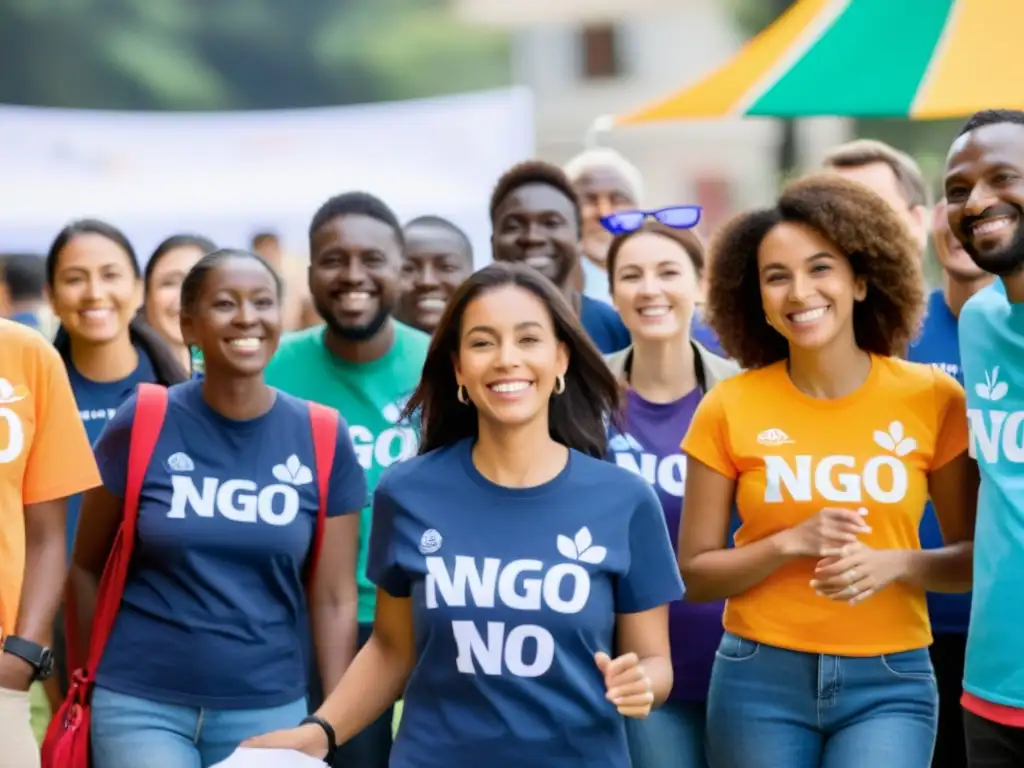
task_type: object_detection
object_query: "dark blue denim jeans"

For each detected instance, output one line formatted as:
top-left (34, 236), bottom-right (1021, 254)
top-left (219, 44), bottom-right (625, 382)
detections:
top-left (706, 632), bottom-right (938, 768)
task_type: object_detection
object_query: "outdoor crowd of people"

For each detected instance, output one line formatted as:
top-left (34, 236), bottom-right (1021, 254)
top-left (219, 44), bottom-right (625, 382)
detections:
top-left (1, 107), bottom-right (1023, 768)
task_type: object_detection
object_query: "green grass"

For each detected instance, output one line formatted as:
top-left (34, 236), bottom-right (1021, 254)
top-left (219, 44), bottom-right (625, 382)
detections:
top-left (29, 683), bottom-right (403, 742)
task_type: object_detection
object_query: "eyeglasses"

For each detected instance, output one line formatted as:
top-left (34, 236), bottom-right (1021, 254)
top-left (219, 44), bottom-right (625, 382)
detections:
top-left (600, 205), bottom-right (702, 235)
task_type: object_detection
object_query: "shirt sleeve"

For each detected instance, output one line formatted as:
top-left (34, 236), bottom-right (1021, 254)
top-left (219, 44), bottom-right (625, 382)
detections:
top-left (366, 476), bottom-right (412, 598)
top-left (91, 394), bottom-right (138, 498)
top-left (325, 416), bottom-right (369, 518)
top-left (22, 346), bottom-right (101, 504)
top-left (931, 368), bottom-right (969, 470)
top-left (681, 385), bottom-right (738, 479)
top-left (616, 481), bottom-right (684, 613)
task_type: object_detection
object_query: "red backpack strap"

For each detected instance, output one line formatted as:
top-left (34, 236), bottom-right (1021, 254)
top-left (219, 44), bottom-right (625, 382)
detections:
top-left (305, 402), bottom-right (338, 589)
top-left (84, 383), bottom-right (168, 671)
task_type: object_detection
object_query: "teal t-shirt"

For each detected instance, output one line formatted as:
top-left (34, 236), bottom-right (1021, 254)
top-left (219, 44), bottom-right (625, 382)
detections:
top-left (265, 321), bottom-right (429, 624)
top-left (960, 280), bottom-right (1024, 709)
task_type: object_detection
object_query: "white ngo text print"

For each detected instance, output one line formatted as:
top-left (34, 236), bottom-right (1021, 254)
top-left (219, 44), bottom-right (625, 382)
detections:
top-left (166, 454), bottom-right (312, 525)
top-left (426, 527), bottom-right (605, 678)
top-left (969, 368), bottom-right (1024, 464)
top-left (763, 421), bottom-right (915, 504)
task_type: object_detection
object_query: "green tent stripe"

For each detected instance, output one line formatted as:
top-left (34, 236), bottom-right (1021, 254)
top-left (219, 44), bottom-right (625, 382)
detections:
top-left (748, 0), bottom-right (955, 117)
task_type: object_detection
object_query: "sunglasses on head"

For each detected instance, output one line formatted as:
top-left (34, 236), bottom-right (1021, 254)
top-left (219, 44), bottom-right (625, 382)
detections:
top-left (600, 205), bottom-right (702, 235)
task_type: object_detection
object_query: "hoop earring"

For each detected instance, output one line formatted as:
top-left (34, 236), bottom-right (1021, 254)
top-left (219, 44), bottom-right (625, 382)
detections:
top-left (457, 384), bottom-right (470, 405)
top-left (765, 314), bottom-right (773, 328)
top-left (553, 374), bottom-right (566, 395)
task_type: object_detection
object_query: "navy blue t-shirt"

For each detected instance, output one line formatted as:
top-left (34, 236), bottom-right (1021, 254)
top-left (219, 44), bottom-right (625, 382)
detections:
top-left (906, 288), bottom-right (970, 635)
top-left (368, 438), bottom-right (683, 768)
top-left (65, 351), bottom-right (156, 559)
top-left (93, 380), bottom-right (367, 709)
top-left (580, 294), bottom-right (630, 354)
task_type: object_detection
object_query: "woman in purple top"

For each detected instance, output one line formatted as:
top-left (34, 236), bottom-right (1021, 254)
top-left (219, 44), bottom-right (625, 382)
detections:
top-left (604, 220), bottom-right (739, 768)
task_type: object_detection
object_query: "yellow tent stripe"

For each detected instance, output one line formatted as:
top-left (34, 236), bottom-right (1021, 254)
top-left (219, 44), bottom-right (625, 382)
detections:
top-left (615, 0), bottom-right (836, 125)
top-left (913, 0), bottom-right (1024, 119)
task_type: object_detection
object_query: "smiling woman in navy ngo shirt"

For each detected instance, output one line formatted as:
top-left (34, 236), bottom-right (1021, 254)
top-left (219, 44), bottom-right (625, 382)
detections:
top-left (70, 250), bottom-right (366, 767)
top-left (245, 261), bottom-right (683, 767)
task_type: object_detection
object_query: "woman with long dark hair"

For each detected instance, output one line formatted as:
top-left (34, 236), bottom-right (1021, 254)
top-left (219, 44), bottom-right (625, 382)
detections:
top-left (44, 219), bottom-right (186, 709)
top-left (142, 234), bottom-right (215, 372)
top-left (243, 261), bottom-right (683, 767)
top-left (70, 249), bottom-right (366, 766)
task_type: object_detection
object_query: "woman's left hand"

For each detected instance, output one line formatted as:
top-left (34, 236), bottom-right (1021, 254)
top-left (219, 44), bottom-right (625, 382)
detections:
top-left (595, 651), bottom-right (654, 719)
top-left (811, 542), bottom-right (909, 605)
top-left (241, 724), bottom-right (328, 758)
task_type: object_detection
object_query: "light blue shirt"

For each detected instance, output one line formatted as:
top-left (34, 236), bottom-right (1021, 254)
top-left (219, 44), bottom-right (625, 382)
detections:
top-left (960, 279), bottom-right (1024, 708)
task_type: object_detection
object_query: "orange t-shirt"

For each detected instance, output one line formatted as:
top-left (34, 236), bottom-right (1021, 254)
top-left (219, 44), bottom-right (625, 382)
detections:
top-left (682, 355), bottom-right (968, 656)
top-left (0, 319), bottom-right (101, 638)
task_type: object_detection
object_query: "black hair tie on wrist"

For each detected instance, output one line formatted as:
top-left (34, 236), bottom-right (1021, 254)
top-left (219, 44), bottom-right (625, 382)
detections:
top-left (300, 715), bottom-right (338, 763)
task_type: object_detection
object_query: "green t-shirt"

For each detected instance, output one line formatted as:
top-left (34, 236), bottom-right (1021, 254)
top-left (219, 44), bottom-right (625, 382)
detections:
top-left (265, 321), bottom-right (429, 624)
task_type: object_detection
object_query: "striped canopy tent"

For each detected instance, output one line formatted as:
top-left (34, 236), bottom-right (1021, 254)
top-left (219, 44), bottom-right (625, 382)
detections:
top-left (608, 0), bottom-right (1022, 127)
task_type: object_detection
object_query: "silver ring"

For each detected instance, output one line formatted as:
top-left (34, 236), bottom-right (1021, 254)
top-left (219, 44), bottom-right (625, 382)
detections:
top-left (847, 569), bottom-right (857, 584)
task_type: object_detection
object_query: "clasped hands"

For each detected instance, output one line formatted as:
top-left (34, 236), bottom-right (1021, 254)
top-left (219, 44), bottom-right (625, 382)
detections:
top-left (777, 506), bottom-right (908, 605)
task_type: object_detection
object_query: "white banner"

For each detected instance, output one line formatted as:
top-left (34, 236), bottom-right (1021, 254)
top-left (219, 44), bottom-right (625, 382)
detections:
top-left (0, 88), bottom-right (534, 266)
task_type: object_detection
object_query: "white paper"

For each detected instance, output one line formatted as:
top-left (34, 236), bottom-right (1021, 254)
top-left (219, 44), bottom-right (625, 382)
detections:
top-left (211, 747), bottom-right (325, 768)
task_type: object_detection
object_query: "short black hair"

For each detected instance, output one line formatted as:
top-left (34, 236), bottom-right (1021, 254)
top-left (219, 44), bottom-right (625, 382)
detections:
top-left (958, 109), bottom-right (1024, 137)
top-left (0, 253), bottom-right (46, 301)
top-left (180, 249), bottom-right (283, 316)
top-left (489, 160), bottom-right (582, 231)
top-left (404, 215), bottom-right (473, 255)
top-left (309, 192), bottom-right (404, 246)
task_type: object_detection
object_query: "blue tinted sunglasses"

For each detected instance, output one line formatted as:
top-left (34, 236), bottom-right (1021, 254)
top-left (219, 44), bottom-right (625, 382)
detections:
top-left (600, 205), bottom-right (702, 235)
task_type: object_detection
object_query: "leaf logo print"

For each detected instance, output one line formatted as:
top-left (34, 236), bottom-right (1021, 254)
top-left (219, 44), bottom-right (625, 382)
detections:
top-left (0, 378), bottom-right (29, 404)
top-left (873, 421), bottom-right (917, 457)
top-left (556, 534), bottom-right (578, 559)
top-left (872, 428), bottom-right (896, 452)
top-left (976, 367), bottom-right (1009, 401)
top-left (272, 454), bottom-right (314, 486)
top-left (557, 527), bottom-right (607, 565)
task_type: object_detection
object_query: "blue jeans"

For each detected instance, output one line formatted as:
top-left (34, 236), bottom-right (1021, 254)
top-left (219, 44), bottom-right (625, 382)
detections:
top-left (706, 632), bottom-right (938, 768)
top-left (89, 686), bottom-right (308, 768)
top-left (626, 699), bottom-right (709, 768)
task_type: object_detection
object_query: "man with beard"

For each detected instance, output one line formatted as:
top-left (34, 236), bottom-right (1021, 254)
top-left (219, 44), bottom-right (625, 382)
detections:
top-left (265, 191), bottom-right (429, 768)
top-left (490, 160), bottom-right (631, 353)
top-left (944, 109), bottom-right (1024, 767)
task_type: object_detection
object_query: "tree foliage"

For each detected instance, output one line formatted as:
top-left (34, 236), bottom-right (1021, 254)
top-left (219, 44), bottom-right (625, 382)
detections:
top-left (0, 0), bottom-right (511, 109)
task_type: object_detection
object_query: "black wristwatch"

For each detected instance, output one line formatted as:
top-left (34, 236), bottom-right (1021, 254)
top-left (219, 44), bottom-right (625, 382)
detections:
top-left (1, 635), bottom-right (54, 682)
top-left (300, 714), bottom-right (337, 763)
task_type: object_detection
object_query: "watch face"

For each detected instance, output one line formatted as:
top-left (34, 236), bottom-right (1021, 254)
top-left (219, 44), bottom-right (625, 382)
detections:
top-left (36, 649), bottom-right (54, 681)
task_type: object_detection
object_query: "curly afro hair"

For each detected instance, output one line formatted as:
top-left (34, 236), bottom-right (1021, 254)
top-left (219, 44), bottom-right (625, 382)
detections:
top-left (706, 173), bottom-right (924, 369)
